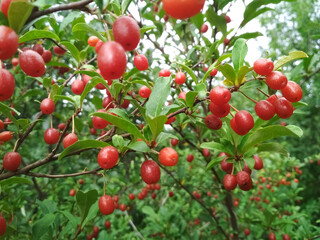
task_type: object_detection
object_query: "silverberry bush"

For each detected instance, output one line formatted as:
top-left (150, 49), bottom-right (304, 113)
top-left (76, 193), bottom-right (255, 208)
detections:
top-left (0, 0), bottom-right (319, 239)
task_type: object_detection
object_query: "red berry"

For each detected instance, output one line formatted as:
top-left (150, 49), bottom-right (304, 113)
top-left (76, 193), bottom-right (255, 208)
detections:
top-left (186, 154), bottom-right (194, 162)
top-left (236, 171), bottom-right (251, 186)
top-left (58, 123), bottom-right (66, 131)
top-left (97, 41), bottom-right (127, 80)
top-left (220, 153), bottom-right (232, 174)
top-left (281, 81), bottom-right (303, 102)
top-left (209, 102), bottom-right (230, 118)
top-left (129, 193), bottom-right (135, 200)
top-left (90, 127), bottom-right (96, 135)
top-left (253, 58), bottom-right (274, 75)
top-left (3, 152), bottom-right (21, 171)
top-left (267, 94), bottom-right (280, 104)
top-left (169, 190), bottom-right (174, 197)
top-left (0, 120), bottom-right (3, 130)
top-left (11, 57), bottom-right (18, 66)
top-left (119, 203), bottom-right (126, 211)
top-left (102, 96), bottom-right (114, 109)
top-left (230, 117), bottom-right (248, 135)
top-left (202, 148), bottom-right (210, 157)
top-left (33, 44), bottom-right (44, 55)
top-left (62, 133), bottom-right (78, 148)
top-left (92, 109), bottom-right (110, 129)
top-left (235, 110), bottom-right (254, 132)
top-left (71, 79), bottom-right (85, 95)
top-left (104, 220), bottom-right (111, 229)
top-left (253, 155), bottom-right (263, 170)
top-left (165, 116), bottom-right (176, 124)
top-left (204, 114), bottom-right (222, 130)
top-left (113, 195), bottom-right (119, 203)
top-left (162, 0), bottom-right (205, 19)
top-left (95, 40), bottom-right (104, 53)
top-left (225, 15), bottom-right (231, 23)
top-left (171, 138), bottom-right (178, 146)
top-left (40, 98), bottom-right (55, 115)
top-left (200, 23), bottom-right (208, 33)
top-left (244, 228), bottom-right (250, 236)
top-left (175, 72), bottom-right (186, 84)
top-left (139, 86), bottom-right (151, 98)
top-left (266, 71), bottom-right (288, 90)
top-left (243, 161), bottom-right (252, 175)
top-left (99, 195), bottom-right (115, 215)
top-left (0, 25), bottom-right (19, 60)
top-left (223, 38), bottom-right (230, 46)
top-left (0, 213), bottom-right (6, 236)
top-left (19, 50), bottom-right (45, 77)
top-left (178, 91), bottom-right (187, 101)
top-left (274, 97), bottom-right (294, 119)
top-left (282, 234), bottom-right (291, 240)
top-left (92, 226), bottom-right (99, 238)
top-left (88, 36), bottom-right (99, 47)
top-left (53, 45), bottom-right (66, 55)
top-left (268, 233), bottom-right (276, 240)
top-left (210, 68), bottom-right (218, 77)
top-left (97, 146), bottom-right (119, 169)
top-left (255, 100), bottom-right (276, 120)
top-left (78, 179), bottom-right (84, 185)
top-left (159, 147), bottom-right (179, 166)
top-left (223, 174), bottom-right (237, 190)
top-left (0, 131), bottom-right (13, 142)
top-left (44, 128), bottom-right (60, 145)
top-left (159, 69), bottom-right (171, 77)
top-left (134, 54), bottom-right (149, 71)
top-left (69, 189), bottom-right (76, 196)
top-left (0, 68), bottom-right (15, 101)
top-left (41, 50), bottom-right (52, 63)
top-left (141, 160), bottom-right (161, 184)
top-left (121, 99), bottom-right (130, 109)
top-left (209, 86), bottom-right (231, 105)
top-left (154, 183), bottom-right (160, 190)
top-left (112, 16), bottom-right (140, 51)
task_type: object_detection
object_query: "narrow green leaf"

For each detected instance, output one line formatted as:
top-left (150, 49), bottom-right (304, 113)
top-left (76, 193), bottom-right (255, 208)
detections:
top-left (8, 1), bottom-right (34, 33)
top-left (257, 142), bottom-right (289, 156)
top-left (112, 135), bottom-right (124, 150)
top-left (206, 156), bottom-right (226, 170)
top-left (179, 63), bottom-right (198, 84)
top-left (72, 23), bottom-right (106, 42)
top-left (274, 51), bottom-right (308, 70)
top-left (122, 0), bottom-right (133, 13)
top-left (232, 38), bottom-right (248, 74)
top-left (0, 177), bottom-right (33, 187)
top-left (54, 95), bottom-right (79, 109)
top-left (80, 76), bottom-right (110, 107)
top-left (0, 12), bottom-right (8, 26)
top-left (76, 190), bottom-right (98, 220)
top-left (156, 132), bottom-right (178, 146)
top-left (140, 25), bottom-right (156, 35)
top-left (186, 91), bottom-right (198, 109)
top-left (19, 29), bottom-right (60, 43)
top-left (245, 157), bottom-right (255, 170)
top-left (60, 211), bottom-right (80, 229)
top-left (236, 66), bottom-right (253, 85)
top-left (60, 41), bottom-right (80, 63)
top-left (206, 7), bottom-right (227, 35)
top-left (126, 141), bottom-right (150, 153)
top-left (230, 32), bottom-right (263, 44)
top-left (241, 7), bottom-right (273, 28)
top-left (200, 142), bottom-right (233, 155)
top-left (32, 214), bottom-right (55, 240)
top-left (0, 102), bottom-right (19, 126)
top-left (216, 63), bottom-right (236, 83)
top-left (82, 203), bottom-right (99, 227)
top-left (58, 140), bottom-right (109, 160)
top-left (147, 115), bottom-right (167, 140)
top-left (131, 79), bottom-right (152, 89)
top-left (202, 53), bottom-right (232, 83)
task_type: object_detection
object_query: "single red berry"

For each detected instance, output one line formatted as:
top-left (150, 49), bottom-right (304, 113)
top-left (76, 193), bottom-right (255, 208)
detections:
top-left (88, 36), bottom-right (100, 47)
top-left (225, 15), bottom-right (231, 23)
top-left (220, 153), bottom-right (232, 174)
top-left (159, 147), bottom-right (179, 166)
top-left (164, 14), bottom-right (169, 22)
top-left (0, 120), bottom-right (4, 130)
top-left (129, 193), bottom-right (135, 200)
top-left (253, 58), bottom-right (274, 75)
top-left (235, 110), bottom-right (254, 132)
top-left (0, 68), bottom-right (15, 101)
top-left (244, 228), bottom-right (250, 236)
top-left (236, 171), bottom-right (251, 186)
top-left (155, 183), bottom-right (160, 190)
top-left (169, 190), bottom-right (174, 197)
top-left (274, 97), bottom-right (294, 119)
top-left (230, 117), bottom-right (249, 135)
top-left (266, 71), bottom-right (288, 90)
top-left (253, 155), bottom-right (263, 170)
top-left (58, 123), bottom-right (66, 131)
top-left (71, 79), bottom-right (85, 95)
top-left (44, 128), bottom-right (60, 145)
top-left (281, 81), bottom-right (303, 102)
top-left (99, 195), bottom-right (115, 215)
top-left (162, 0), bottom-right (205, 19)
top-left (204, 114), bottom-right (222, 130)
top-left (141, 160), bottom-right (161, 184)
top-left (268, 233), bottom-right (276, 240)
top-left (113, 195), bottom-right (119, 203)
top-left (202, 148), bottom-right (210, 157)
top-left (223, 174), bottom-right (237, 190)
top-left (97, 146), bottom-right (119, 169)
top-left (42, 50), bottom-right (52, 63)
top-left (0, 213), bottom-right (6, 236)
top-left (223, 38), bottom-right (230, 46)
top-left (92, 109), bottom-right (110, 129)
top-left (90, 127), bottom-right (96, 135)
top-left (267, 94), bottom-right (280, 104)
top-left (159, 69), bottom-right (171, 77)
top-left (33, 44), bottom-right (44, 55)
top-left (121, 99), bottom-right (130, 109)
top-left (175, 72), bottom-right (186, 84)
top-left (255, 100), bottom-right (276, 120)
top-left (92, 226), bottom-right (99, 238)
top-left (95, 40), bottom-right (104, 53)
top-left (210, 68), bottom-right (218, 77)
top-left (40, 98), bottom-right (55, 114)
top-left (11, 57), bottom-right (18, 66)
top-left (3, 152), bottom-right (21, 171)
top-left (69, 189), bottom-right (76, 196)
top-left (209, 86), bottom-right (231, 105)
top-left (78, 179), bottom-right (84, 185)
top-left (112, 16), bottom-right (140, 51)
top-left (139, 86), bottom-right (151, 98)
top-left (209, 102), bottom-right (230, 118)
top-left (243, 161), bottom-right (252, 175)
top-left (282, 234), bottom-right (291, 240)
top-left (62, 133), bottom-right (78, 148)
top-left (102, 96), bottom-right (114, 109)
top-left (171, 138), bottom-right (178, 146)
top-left (19, 50), bottom-right (46, 77)
top-left (134, 54), bottom-right (149, 71)
top-left (165, 116), bottom-right (176, 124)
top-left (119, 203), bottom-right (126, 211)
top-left (53, 45), bottom-right (66, 55)
top-left (0, 131), bottom-right (13, 142)
top-left (104, 220), bottom-right (111, 229)
top-left (0, 25), bottom-right (19, 60)
top-left (200, 23), bottom-right (208, 33)
top-left (187, 154), bottom-right (194, 162)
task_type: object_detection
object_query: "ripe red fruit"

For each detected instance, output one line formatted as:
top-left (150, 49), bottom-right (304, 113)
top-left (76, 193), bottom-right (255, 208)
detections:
top-left (151, 192), bottom-right (157, 199)
top-left (178, 91), bottom-right (187, 101)
top-left (268, 233), bottom-right (276, 240)
top-left (171, 138), bottom-right (178, 146)
top-left (119, 203), bottom-right (126, 211)
top-left (71, 79), bottom-right (85, 95)
top-left (253, 58), bottom-right (274, 75)
top-left (92, 226), bottom-right (99, 238)
top-left (102, 96), bottom-right (114, 109)
top-left (209, 102), bottom-right (230, 118)
top-left (200, 23), bottom-right (208, 33)
top-left (58, 123), bottom-right (66, 131)
top-left (209, 86), bottom-right (231, 105)
top-left (255, 100), bottom-right (276, 120)
top-left (282, 234), bottom-right (291, 240)
top-left (3, 152), bottom-right (21, 171)
top-left (162, 0), bottom-right (205, 19)
top-left (155, 183), bottom-right (160, 190)
top-left (281, 81), bottom-right (303, 102)
top-left (274, 97), bottom-right (294, 119)
top-left (113, 195), bottom-right (119, 203)
top-left (88, 36), bottom-right (99, 47)
top-left (165, 116), bottom-right (176, 124)
top-left (204, 114), bottom-right (222, 130)
top-left (19, 50), bottom-right (46, 77)
top-left (41, 50), bottom-right (52, 63)
top-left (69, 189), bottom-right (76, 196)
top-left (0, 120), bottom-right (3, 130)
top-left (230, 117), bottom-right (249, 135)
top-left (210, 68), bottom-right (218, 77)
top-left (0, 131), bottom-right (13, 142)
top-left (0, 25), bottom-right (19, 60)
top-left (121, 99), bottom-right (130, 109)
top-left (253, 155), bottom-right (263, 170)
top-left (267, 94), bottom-right (280, 104)
top-left (92, 109), bottom-right (110, 129)
top-left (159, 69), bottom-right (171, 77)
top-left (99, 195), bottom-right (115, 215)
top-left (104, 220), bottom-right (111, 229)
top-left (223, 174), bottom-right (237, 190)
top-left (175, 72), bottom-right (186, 85)
top-left (40, 98), bottom-right (55, 114)
top-left (225, 15), bottom-right (231, 23)
top-left (140, 160), bottom-right (161, 184)
top-left (129, 193), bottom-right (135, 200)
top-left (169, 190), bottom-right (174, 197)
top-left (236, 171), bottom-right (251, 186)
top-left (0, 69), bottom-right (15, 101)
top-left (97, 146), bottom-right (119, 169)
top-left (112, 16), bottom-right (140, 51)
top-left (235, 110), bottom-right (254, 132)
top-left (44, 128), bottom-right (60, 145)
top-left (266, 71), bottom-right (288, 90)
top-left (53, 45), bottom-right (66, 55)
top-left (11, 57), bottom-right (18, 66)
top-left (202, 148), bottom-right (210, 157)
top-left (33, 44), bottom-right (44, 55)
top-left (134, 54), bottom-right (149, 71)
top-left (78, 179), bottom-right (84, 185)
top-left (220, 155), bottom-right (233, 174)
top-left (0, 213), bottom-right (6, 236)
top-left (95, 40), bottom-right (104, 53)
top-left (98, 41), bottom-right (127, 80)
top-left (139, 86), bottom-right (151, 98)
top-left (244, 228), bottom-right (250, 236)
top-left (187, 154), bottom-right (194, 162)
top-left (159, 147), bottom-right (179, 166)
top-left (223, 38), bottom-right (230, 46)
top-left (62, 133), bottom-right (78, 148)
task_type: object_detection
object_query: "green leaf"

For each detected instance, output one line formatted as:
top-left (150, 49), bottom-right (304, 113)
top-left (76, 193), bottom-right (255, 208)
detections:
top-left (231, 32), bottom-right (263, 44)
top-left (60, 41), bottom-right (80, 63)
top-left (0, 177), bottom-right (33, 188)
top-left (60, 211), bottom-right (80, 229)
top-left (257, 142), bottom-right (289, 156)
top-left (72, 23), bottom-right (106, 42)
top-left (241, 125), bottom-right (303, 153)
top-left (274, 51), bottom-right (308, 70)
top-left (32, 213), bottom-right (55, 240)
top-left (58, 140), bottom-right (109, 160)
top-left (241, 7), bottom-right (274, 28)
top-left (145, 77), bottom-right (171, 118)
top-left (82, 202), bottom-right (99, 227)
top-left (202, 53), bottom-right (232, 83)
top-left (232, 38), bottom-right (248, 74)
top-left (236, 66), bottom-right (253, 85)
top-left (126, 141), bottom-right (150, 153)
top-left (122, 0), bottom-right (133, 13)
top-left (92, 112), bottom-right (145, 140)
top-left (156, 132), bottom-right (178, 146)
top-left (147, 115), bottom-right (167, 140)
top-left (112, 135), bottom-right (124, 150)
top-left (200, 142), bottom-right (233, 155)
top-left (131, 79), bottom-right (152, 90)
top-left (19, 30), bottom-right (60, 43)
top-left (206, 156), bottom-right (226, 170)
top-left (76, 190), bottom-right (98, 221)
top-left (54, 95), bottom-right (79, 109)
top-left (0, 102), bottom-right (19, 127)
top-left (8, 1), bottom-right (34, 33)
top-left (245, 157), bottom-right (255, 169)
top-left (206, 7), bottom-right (227, 36)
top-left (179, 63), bottom-right (198, 84)
top-left (216, 63), bottom-right (236, 83)
top-left (0, 12), bottom-right (8, 26)
top-left (140, 25), bottom-right (156, 35)
top-left (80, 76), bottom-right (109, 107)
top-left (185, 91), bottom-right (198, 109)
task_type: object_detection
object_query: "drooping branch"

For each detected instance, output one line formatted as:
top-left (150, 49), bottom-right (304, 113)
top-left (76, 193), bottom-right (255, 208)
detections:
top-left (26, 168), bottom-right (101, 178)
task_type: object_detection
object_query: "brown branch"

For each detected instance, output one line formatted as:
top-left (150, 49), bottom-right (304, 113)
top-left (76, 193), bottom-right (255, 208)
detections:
top-left (26, 168), bottom-right (101, 178)
top-left (225, 191), bottom-right (239, 239)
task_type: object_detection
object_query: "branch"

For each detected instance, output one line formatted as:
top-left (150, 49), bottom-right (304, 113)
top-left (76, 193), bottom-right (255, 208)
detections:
top-left (125, 212), bottom-right (145, 240)
top-left (26, 168), bottom-right (101, 178)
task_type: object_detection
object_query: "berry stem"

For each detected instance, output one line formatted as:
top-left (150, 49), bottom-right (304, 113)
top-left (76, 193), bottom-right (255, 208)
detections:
top-left (102, 20), bottom-right (112, 42)
top-left (229, 112), bottom-right (234, 118)
top-left (231, 161), bottom-right (235, 175)
top-left (257, 88), bottom-right (270, 97)
top-left (50, 114), bottom-right (53, 129)
top-left (72, 115), bottom-right (75, 134)
top-left (229, 104), bottom-right (239, 113)
top-left (18, 49), bottom-right (23, 53)
top-left (238, 90), bottom-right (258, 104)
top-left (0, 60), bottom-right (2, 69)
top-left (13, 139), bottom-right (18, 152)
top-left (150, 149), bottom-right (160, 155)
top-left (103, 170), bottom-right (106, 196)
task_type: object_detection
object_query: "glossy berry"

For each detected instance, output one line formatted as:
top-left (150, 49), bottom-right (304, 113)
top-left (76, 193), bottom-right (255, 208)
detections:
top-left (223, 38), bottom-right (230, 46)
top-left (129, 193), bottom-right (135, 200)
top-left (210, 68), bottom-right (218, 77)
top-left (112, 16), bottom-right (140, 51)
top-left (71, 79), bottom-right (85, 95)
top-left (159, 147), bottom-right (179, 166)
top-left (0, 213), bottom-right (6, 236)
top-left (253, 155), bottom-right (263, 170)
top-left (44, 128), bottom-right (60, 145)
top-left (151, 192), bottom-right (157, 199)
top-left (98, 41), bottom-right (127, 80)
top-left (162, 0), bottom-right (205, 19)
top-left (200, 23), bottom-right (208, 33)
top-left (102, 96), bottom-right (114, 109)
top-left (33, 44), bottom-right (44, 55)
top-left (113, 195), bottom-right (119, 203)
top-left (266, 71), bottom-right (288, 90)
top-left (99, 195), bottom-right (115, 215)
top-left (253, 58), bottom-right (274, 75)
top-left (209, 102), bottom-right (230, 118)
top-left (255, 100), bottom-right (276, 120)
top-left (204, 114), bottom-right (222, 130)
top-left (120, 203), bottom-right (126, 211)
top-left (225, 15), bottom-right (231, 23)
top-left (88, 36), bottom-right (99, 47)
top-left (11, 57), bottom-right (18, 66)
top-left (236, 171), bottom-right (251, 186)
top-left (78, 179), bottom-right (84, 185)
top-left (0, 131), bottom-right (13, 142)
top-left (230, 117), bottom-right (248, 135)
top-left (209, 86), bottom-right (231, 105)
top-left (92, 109), bottom-right (109, 129)
top-left (140, 160), bottom-right (161, 184)
top-left (53, 45), bottom-right (66, 55)
top-left (171, 138), bottom-right (178, 146)
top-left (3, 152), bottom-right (21, 171)
top-left (134, 54), bottom-right (149, 71)
top-left (0, 25), bottom-right (19, 60)
top-left (159, 69), bottom-right (171, 77)
top-left (281, 81), bottom-right (303, 102)
top-left (202, 148), bottom-right (210, 157)
top-left (97, 146), bottom-right (119, 169)
top-left (169, 190), bottom-right (174, 197)
top-left (139, 86), bottom-right (151, 98)
top-left (165, 116), bottom-right (176, 124)
top-left (69, 189), bottom-right (76, 197)
top-left (267, 94), bottom-right (280, 104)
top-left (19, 50), bottom-right (46, 77)
top-left (244, 228), bottom-right (250, 236)
top-left (104, 220), bottom-right (111, 229)
top-left (175, 72), bottom-right (186, 85)
top-left (0, 69), bottom-right (15, 101)
top-left (40, 98), bottom-right (55, 114)
top-left (244, 162), bottom-right (252, 175)
top-left (187, 154), bottom-right (194, 162)
top-left (268, 233), bottom-right (276, 240)
top-left (274, 97), bottom-right (294, 119)
top-left (121, 99), bottom-right (130, 109)
top-left (0, 120), bottom-right (3, 130)
top-left (62, 133), bottom-right (78, 148)
top-left (42, 50), bottom-right (52, 63)
top-left (58, 123), bottom-right (66, 131)
top-left (223, 174), bottom-right (237, 190)
top-left (235, 110), bottom-right (254, 132)
top-left (220, 153), bottom-right (232, 174)
top-left (282, 234), bottom-right (291, 240)
top-left (95, 40), bottom-right (104, 53)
